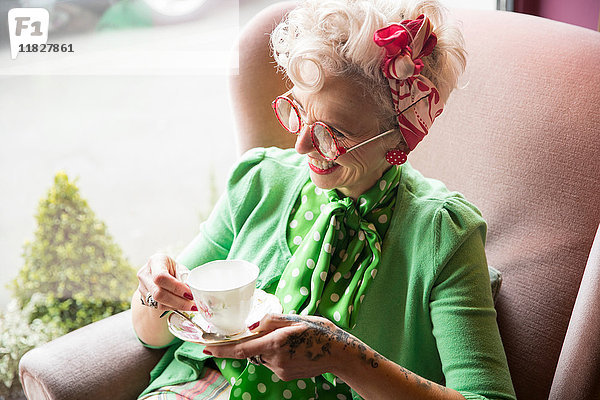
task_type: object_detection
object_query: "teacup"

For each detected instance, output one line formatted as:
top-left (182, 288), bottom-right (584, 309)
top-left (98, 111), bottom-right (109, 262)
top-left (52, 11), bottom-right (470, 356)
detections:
top-left (186, 259), bottom-right (259, 335)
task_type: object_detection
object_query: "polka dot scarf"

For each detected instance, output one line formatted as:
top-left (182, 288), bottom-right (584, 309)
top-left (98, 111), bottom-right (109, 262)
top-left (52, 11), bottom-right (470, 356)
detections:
top-left (277, 165), bottom-right (401, 330)
top-left (212, 167), bottom-right (401, 400)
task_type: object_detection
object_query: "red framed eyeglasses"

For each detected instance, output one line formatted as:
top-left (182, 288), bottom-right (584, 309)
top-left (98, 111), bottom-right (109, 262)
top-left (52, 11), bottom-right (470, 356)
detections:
top-left (271, 89), bottom-right (428, 161)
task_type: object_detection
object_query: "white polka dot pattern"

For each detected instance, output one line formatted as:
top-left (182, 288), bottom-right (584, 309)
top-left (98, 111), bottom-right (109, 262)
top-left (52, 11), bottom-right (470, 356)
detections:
top-left (276, 168), bottom-right (399, 345)
top-left (385, 149), bottom-right (407, 165)
top-left (333, 272), bottom-right (341, 282)
top-left (212, 353), bottom-right (354, 400)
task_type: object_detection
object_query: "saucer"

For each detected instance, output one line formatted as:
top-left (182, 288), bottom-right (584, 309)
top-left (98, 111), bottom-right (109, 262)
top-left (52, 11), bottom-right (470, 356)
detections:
top-left (167, 289), bottom-right (282, 346)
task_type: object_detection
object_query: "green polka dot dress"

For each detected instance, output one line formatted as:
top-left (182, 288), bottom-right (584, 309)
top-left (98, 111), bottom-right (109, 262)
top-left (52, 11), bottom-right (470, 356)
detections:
top-left (214, 357), bottom-right (352, 399)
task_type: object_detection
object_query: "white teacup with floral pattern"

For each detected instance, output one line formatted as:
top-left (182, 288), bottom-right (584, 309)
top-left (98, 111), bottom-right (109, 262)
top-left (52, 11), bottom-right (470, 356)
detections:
top-left (186, 260), bottom-right (259, 336)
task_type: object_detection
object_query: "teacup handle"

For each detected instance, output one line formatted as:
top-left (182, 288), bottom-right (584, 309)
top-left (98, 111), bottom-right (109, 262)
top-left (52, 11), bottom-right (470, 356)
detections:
top-left (176, 268), bottom-right (190, 285)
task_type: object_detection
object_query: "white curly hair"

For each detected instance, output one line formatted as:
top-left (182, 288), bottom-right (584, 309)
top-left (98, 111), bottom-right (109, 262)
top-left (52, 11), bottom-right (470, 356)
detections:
top-left (270, 0), bottom-right (466, 129)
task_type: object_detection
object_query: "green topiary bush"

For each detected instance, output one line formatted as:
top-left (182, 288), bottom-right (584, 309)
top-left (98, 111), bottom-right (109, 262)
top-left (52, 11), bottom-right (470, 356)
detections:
top-left (1, 172), bottom-right (137, 398)
top-left (29, 293), bottom-right (132, 334)
top-left (11, 172), bottom-right (137, 306)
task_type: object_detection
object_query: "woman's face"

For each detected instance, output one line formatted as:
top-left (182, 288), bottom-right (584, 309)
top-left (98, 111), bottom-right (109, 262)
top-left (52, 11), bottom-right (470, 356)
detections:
top-left (292, 76), bottom-right (397, 199)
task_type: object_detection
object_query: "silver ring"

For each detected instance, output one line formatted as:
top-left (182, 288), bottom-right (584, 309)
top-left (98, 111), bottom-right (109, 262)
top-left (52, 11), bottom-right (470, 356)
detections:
top-left (145, 292), bottom-right (159, 309)
top-left (247, 355), bottom-right (264, 365)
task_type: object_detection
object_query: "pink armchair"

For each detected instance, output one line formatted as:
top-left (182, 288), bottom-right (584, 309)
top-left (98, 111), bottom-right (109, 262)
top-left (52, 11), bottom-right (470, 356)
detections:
top-left (19, 4), bottom-right (600, 400)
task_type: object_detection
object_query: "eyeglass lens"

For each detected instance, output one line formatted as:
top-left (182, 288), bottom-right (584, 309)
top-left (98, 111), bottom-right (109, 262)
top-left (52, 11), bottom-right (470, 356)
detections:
top-left (311, 124), bottom-right (337, 159)
top-left (274, 97), bottom-right (338, 160)
top-left (275, 98), bottom-right (300, 133)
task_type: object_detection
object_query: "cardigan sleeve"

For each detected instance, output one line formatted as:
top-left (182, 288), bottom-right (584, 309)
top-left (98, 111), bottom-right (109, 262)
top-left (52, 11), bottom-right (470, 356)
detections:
top-left (429, 200), bottom-right (516, 400)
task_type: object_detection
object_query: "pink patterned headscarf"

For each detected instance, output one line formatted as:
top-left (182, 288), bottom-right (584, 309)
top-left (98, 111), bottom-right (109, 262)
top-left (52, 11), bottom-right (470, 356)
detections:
top-left (374, 14), bottom-right (443, 151)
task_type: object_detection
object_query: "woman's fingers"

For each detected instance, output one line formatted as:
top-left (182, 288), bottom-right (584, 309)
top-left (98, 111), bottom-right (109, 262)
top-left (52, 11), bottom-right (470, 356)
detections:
top-left (207, 314), bottom-right (333, 357)
top-left (150, 254), bottom-right (192, 296)
top-left (248, 313), bottom-right (308, 333)
top-left (205, 326), bottom-right (286, 360)
top-left (205, 314), bottom-right (342, 381)
top-left (137, 253), bottom-right (196, 311)
top-left (152, 285), bottom-right (196, 311)
top-left (204, 314), bottom-right (297, 358)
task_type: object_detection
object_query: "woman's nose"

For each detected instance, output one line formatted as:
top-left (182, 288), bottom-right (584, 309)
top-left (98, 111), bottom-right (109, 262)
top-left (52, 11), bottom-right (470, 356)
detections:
top-left (294, 124), bottom-right (314, 155)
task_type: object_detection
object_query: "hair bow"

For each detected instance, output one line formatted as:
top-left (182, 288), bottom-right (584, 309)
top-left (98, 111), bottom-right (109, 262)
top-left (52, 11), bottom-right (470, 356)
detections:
top-left (374, 15), bottom-right (443, 151)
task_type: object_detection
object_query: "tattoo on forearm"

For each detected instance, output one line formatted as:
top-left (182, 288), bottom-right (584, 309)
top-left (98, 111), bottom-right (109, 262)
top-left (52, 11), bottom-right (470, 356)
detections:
top-left (277, 316), bottom-right (447, 393)
top-left (278, 315), bottom-right (388, 369)
top-left (414, 374), bottom-right (432, 389)
top-left (398, 365), bottom-right (446, 393)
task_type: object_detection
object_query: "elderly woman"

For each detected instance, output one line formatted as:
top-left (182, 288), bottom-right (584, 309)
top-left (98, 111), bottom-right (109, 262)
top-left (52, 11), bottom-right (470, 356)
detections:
top-left (131, 0), bottom-right (516, 399)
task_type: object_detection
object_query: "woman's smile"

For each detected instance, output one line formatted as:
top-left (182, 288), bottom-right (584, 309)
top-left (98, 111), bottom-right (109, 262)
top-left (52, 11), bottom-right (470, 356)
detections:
top-left (293, 76), bottom-right (394, 199)
top-left (308, 157), bottom-right (339, 174)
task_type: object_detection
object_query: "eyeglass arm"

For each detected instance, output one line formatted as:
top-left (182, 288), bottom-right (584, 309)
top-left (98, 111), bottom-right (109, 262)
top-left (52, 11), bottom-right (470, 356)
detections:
top-left (343, 128), bottom-right (398, 154)
top-left (342, 94), bottom-right (430, 155)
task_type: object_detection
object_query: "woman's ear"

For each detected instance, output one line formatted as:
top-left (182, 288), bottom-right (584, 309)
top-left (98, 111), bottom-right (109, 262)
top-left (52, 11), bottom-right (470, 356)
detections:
top-left (381, 129), bottom-right (409, 152)
top-left (395, 137), bottom-right (410, 154)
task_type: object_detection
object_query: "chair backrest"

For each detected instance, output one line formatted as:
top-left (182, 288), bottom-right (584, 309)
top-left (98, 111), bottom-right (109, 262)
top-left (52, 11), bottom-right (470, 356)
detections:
top-left (230, 5), bottom-right (600, 399)
top-left (408, 10), bottom-right (600, 400)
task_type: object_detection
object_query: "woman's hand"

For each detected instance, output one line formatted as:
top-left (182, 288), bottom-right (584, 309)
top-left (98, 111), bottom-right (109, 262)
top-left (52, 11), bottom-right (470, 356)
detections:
top-left (205, 313), bottom-right (464, 400)
top-left (131, 254), bottom-right (196, 347)
top-left (204, 313), bottom-right (354, 381)
top-left (136, 253), bottom-right (196, 312)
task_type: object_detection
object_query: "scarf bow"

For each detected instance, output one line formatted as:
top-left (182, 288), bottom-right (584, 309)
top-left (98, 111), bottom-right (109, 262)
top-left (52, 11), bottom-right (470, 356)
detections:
top-left (373, 14), bottom-right (444, 151)
top-left (275, 166), bottom-right (401, 330)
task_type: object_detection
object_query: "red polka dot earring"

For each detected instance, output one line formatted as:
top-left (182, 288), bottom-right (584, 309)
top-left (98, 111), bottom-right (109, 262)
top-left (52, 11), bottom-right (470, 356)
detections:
top-left (385, 149), bottom-right (407, 165)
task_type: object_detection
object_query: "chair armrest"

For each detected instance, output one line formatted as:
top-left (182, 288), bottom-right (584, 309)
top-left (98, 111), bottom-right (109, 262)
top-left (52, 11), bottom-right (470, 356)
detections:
top-left (550, 223), bottom-right (600, 399)
top-left (19, 310), bottom-right (165, 400)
